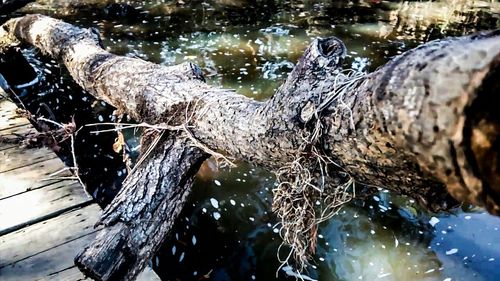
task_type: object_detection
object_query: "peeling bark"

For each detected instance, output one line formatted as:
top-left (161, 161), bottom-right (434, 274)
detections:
top-left (1, 14), bottom-right (499, 280)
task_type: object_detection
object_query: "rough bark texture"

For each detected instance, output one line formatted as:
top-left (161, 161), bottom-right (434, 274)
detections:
top-left (76, 135), bottom-right (206, 280)
top-left (1, 14), bottom-right (500, 280)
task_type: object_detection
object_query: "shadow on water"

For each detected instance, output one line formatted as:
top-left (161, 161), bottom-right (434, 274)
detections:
top-left (1, 0), bottom-right (499, 280)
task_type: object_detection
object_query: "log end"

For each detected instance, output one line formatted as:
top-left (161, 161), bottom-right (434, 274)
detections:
top-left (75, 223), bottom-right (135, 281)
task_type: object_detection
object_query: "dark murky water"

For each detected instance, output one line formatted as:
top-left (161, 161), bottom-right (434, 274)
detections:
top-left (3, 1), bottom-right (500, 280)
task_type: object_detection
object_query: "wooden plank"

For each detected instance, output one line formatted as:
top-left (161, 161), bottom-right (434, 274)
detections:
top-left (0, 229), bottom-right (98, 280)
top-left (0, 99), bottom-right (30, 131)
top-left (0, 123), bottom-right (34, 153)
top-left (0, 145), bottom-right (57, 173)
top-left (37, 265), bottom-right (161, 281)
top-left (0, 203), bottom-right (161, 281)
top-left (0, 204), bottom-right (101, 268)
top-left (0, 98), bottom-right (33, 152)
top-left (37, 266), bottom-right (91, 281)
top-left (0, 98), bottom-right (162, 281)
top-left (0, 123), bottom-right (32, 134)
top-left (0, 180), bottom-right (91, 234)
top-left (0, 157), bottom-right (73, 199)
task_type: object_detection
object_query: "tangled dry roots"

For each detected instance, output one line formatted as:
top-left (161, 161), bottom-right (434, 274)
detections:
top-left (272, 70), bottom-right (364, 273)
top-left (272, 154), bottom-right (354, 272)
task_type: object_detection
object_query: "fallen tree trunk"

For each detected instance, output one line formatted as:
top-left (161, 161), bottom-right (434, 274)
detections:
top-left (1, 14), bottom-right (499, 280)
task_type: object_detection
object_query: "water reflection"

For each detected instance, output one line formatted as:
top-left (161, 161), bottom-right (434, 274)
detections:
top-left (7, 0), bottom-right (500, 280)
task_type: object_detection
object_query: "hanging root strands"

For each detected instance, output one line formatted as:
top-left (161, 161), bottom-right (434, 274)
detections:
top-left (272, 69), bottom-right (365, 272)
top-left (83, 99), bottom-right (236, 183)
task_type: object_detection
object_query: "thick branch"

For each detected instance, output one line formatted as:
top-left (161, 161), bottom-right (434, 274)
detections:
top-left (76, 135), bottom-right (207, 280)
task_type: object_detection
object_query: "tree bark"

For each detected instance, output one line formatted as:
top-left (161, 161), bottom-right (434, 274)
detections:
top-left (76, 135), bottom-right (207, 280)
top-left (1, 14), bottom-right (499, 280)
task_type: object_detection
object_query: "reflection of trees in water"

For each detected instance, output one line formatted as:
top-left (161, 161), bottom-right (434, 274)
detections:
top-left (385, 1), bottom-right (500, 41)
top-left (311, 196), bottom-right (443, 281)
top-left (18, 1), bottom-right (498, 64)
top-left (280, 0), bottom-right (499, 39)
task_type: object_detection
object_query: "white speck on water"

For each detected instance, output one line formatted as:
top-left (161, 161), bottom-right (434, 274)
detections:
top-left (373, 196), bottom-right (380, 202)
top-left (249, 217), bottom-right (255, 222)
top-left (273, 228), bottom-right (279, 233)
top-left (179, 252), bottom-right (185, 262)
top-left (214, 180), bottom-right (221, 186)
top-left (489, 258), bottom-right (495, 261)
top-left (429, 217), bottom-right (440, 227)
top-left (98, 115), bottom-right (104, 122)
top-left (378, 273), bottom-right (392, 278)
top-left (282, 266), bottom-right (317, 281)
top-left (202, 208), bottom-right (207, 213)
top-left (464, 215), bottom-right (471, 220)
top-left (395, 237), bottom-right (399, 248)
top-left (446, 248), bottom-right (458, 255)
top-left (443, 278), bottom-right (452, 281)
top-left (318, 234), bottom-right (324, 239)
top-left (370, 230), bottom-right (376, 235)
top-left (172, 246), bottom-right (176, 255)
top-left (230, 199), bottom-right (236, 206)
top-left (192, 235), bottom-right (197, 245)
top-left (210, 198), bottom-right (219, 208)
top-left (251, 275), bottom-right (255, 280)
top-left (213, 212), bottom-right (221, 220)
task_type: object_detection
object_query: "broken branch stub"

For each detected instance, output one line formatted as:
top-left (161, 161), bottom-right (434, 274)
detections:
top-left (1, 14), bottom-right (499, 280)
top-left (76, 135), bottom-right (207, 280)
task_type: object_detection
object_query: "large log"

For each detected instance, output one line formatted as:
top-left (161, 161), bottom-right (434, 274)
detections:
top-left (1, 14), bottom-right (499, 280)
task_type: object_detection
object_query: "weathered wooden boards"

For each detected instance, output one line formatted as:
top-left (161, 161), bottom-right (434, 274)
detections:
top-left (0, 205), bottom-right (101, 280)
top-left (0, 97), bottom-right (160, 280)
